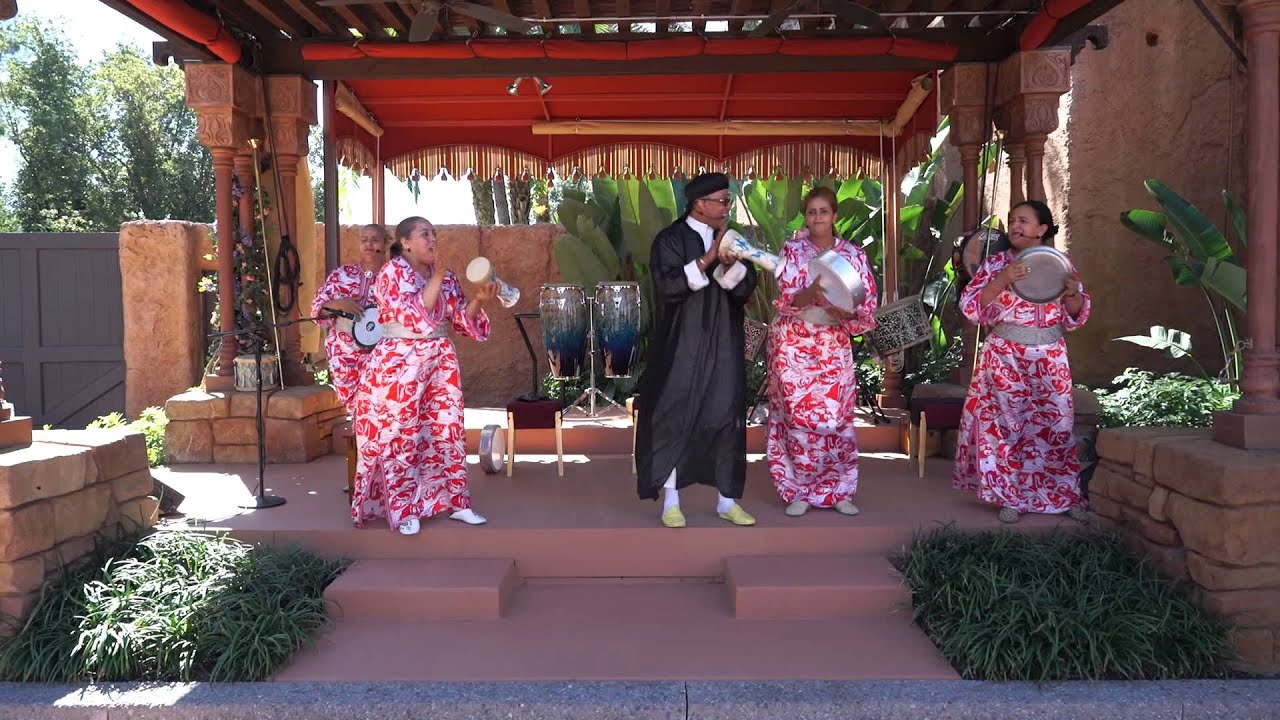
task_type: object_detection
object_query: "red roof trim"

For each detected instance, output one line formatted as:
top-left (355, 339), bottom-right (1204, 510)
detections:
top-left (124, 0), bottom-right (241, 63)
top-left (1019, 0), bottom-right (1093, 52)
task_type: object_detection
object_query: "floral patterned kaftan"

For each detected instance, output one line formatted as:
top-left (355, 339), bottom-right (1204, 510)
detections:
top-left (352, 256), bottom-right (490, 530)
top-left (953, 249), bottom-right (1090, 514)
top-left (766, 231), bottom-right (878, 507)
top-left (311, 263), bottom-right (376, 412)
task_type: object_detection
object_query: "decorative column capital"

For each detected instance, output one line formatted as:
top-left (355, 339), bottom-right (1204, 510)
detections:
top-left (265, 75), bottom-right (318, 158)
top-left (940, 63), bottom-right (993, 148)
top-left (995, 49), bottom-right (1071, 107)
top-left (186, 63), bottom-right (260, 152)
top-left (1239, 0), bottom-right (1280, 34)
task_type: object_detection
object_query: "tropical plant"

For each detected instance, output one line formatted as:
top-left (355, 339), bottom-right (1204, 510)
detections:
top-left (87, 407), bottom-right (169, 468)
top-left (1114, 324), bottom-right (1210, 378)
top-left (1095, 368), bottom-right (1239, 429)
top-left (1120, 180), bottom-right (1246, 382)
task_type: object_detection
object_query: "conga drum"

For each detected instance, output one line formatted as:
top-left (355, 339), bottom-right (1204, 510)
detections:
top-left (538, 284), bottom-right (589, 379)
top-left (594, 282), bottom-right (643, 378)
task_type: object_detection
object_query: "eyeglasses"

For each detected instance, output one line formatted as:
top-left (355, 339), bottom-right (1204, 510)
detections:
top-left (699, 197), bottom-right (732, 206)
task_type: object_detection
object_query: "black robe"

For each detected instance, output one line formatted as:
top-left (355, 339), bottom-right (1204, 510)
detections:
top-left (635, 218), bottom-right (759, 500)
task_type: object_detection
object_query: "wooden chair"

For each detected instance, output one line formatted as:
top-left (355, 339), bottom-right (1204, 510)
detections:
top-left (909, 398), bottom-right (964, 477)
top-left (334, 420), bottom-right (357, 501)
top-left (505, 398), bottom-right (565, 477)
top-left (626, 396), bottom-right (639, 474)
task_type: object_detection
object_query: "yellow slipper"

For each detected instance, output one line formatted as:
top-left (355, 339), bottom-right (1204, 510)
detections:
top-left (718, 504), bottom-right (756, 526)
top-left (661, 506), bottom-right (687, 528)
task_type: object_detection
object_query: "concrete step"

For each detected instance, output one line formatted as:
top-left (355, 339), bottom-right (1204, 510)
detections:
top-left (724, 555), bottom-right (910, 619)
top-left (324, 558), bottom-right (520, 620)
top-left (280, 580), bottom-right (956, 681)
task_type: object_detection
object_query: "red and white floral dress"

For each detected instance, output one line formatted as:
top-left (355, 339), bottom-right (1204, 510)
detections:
top-left (953, 249), bottom-right (1090, 514)
top-left (311, 263), bottom-right (376, 412)
top-left (766, 231), bottom-right (878, 507)
top-left (351, 256), bottom-right (491, 530)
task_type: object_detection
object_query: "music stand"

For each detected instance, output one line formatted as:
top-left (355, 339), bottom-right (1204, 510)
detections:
top-left (512, 311), bottom-right (546, 401)
top-left (208, 316), bottom-right (319, 510)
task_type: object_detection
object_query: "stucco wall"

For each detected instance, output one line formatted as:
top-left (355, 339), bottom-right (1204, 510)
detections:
top-left (122, 222), bottom-right (563, 415)
top-left (1063, 0), bottom-right (1246, 386)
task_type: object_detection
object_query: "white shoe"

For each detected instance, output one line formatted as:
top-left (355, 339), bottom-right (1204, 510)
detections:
top-left (450, 508), bottom-right (487, 525)
top-left (397, 517), bottom-right (420, 535)
top-left (785, 501), bottom-right (810, 517)
top-left (834, 500), bottom-right (860, 516)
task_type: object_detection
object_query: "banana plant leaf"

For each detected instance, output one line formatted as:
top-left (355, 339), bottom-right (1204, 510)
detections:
top-left (1120, 208), bottom-right (1175, 250)
top-left (1202, 256), bottom-right (1247, 311)
top-left (1224, 189), bottom-right (1247, 248)
top-left (1115, 325), bottom-right (1193, 359)
top-left (1144, 179), bottom-right (1235, 262)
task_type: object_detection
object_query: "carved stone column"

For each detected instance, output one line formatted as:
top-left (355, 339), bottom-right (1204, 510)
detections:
top-left (994, 49), bottom-right (1071, 203)
top-left (185, 63), bottom-right (257, 391)
top-left (265, 76), bottom-right (319, 387)
top-left (941, 64), bottom-right (993, 387)
top-left (1214, 0), bottom-right (1280, 448)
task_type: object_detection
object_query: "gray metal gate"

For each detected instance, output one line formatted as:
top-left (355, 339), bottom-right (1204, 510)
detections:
top-left (0, 233), bottom-right (125, 428)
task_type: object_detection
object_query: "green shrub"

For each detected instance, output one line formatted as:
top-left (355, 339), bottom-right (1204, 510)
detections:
top-left (0, 530), bottom-right (348, 682)
top-left (1095, 369), bottom-right (1238, 429)
top-left (87, 406), bottom-right (168, 467)
top-left (899, 527), bottom-right (1233, 681)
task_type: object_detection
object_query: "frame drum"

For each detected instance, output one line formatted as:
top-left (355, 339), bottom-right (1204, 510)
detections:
top-left (478, 424), bottom-right (505, 474)
top-left (539, 284), bottom-right (589, 380)
top-left (352, 306), bottom-right (383, 350)
top-left (808, 250), bottom-right (867, 313)
top-left (1011, 246), bottom-right (1073, 304)
top-left (594, 282), bottom-right (643, 378)
top-left (867, 294), bottom-right (932, 357)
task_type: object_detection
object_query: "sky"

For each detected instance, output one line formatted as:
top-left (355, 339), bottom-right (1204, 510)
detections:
top-left (1, 0), bottom-right (470, 224)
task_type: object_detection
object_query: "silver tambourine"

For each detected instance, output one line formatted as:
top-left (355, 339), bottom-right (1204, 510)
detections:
top-left (478, 424), bottom-right (505, 474)
top-left (808, 249), bottom-right (867, 313)
top-left (1011, 246), bottom-right (1074, 304)
top-left (351, 306), bottom-right (383, 350)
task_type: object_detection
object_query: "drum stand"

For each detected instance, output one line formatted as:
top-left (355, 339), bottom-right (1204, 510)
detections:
top-left (565, 302), bottom-right (628, 420)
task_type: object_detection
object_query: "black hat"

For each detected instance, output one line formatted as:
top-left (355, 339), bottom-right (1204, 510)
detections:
top-left (683, 172), bottom-right (730, 203)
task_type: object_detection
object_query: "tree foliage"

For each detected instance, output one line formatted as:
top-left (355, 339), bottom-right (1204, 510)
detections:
top-left (0, 19), bottom-right (213, 231)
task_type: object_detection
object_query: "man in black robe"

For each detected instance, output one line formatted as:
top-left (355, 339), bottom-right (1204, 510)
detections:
top-left (635, 173), bottom-right (759, 528)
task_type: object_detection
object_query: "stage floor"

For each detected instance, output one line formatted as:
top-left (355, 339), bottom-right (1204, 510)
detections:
top-left (151, 451), bottom-right (1069, 682)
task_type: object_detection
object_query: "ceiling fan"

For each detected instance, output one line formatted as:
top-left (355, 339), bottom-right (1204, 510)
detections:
top-left (749, 0), bottom-right (886, 37)
top-left (317, 0), bottom-right (538, 42)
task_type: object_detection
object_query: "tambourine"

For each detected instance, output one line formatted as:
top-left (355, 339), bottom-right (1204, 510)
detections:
top-left (478, 424), bottom-right (505, 474)
top-left (337, 306), bottom-right (384, 350)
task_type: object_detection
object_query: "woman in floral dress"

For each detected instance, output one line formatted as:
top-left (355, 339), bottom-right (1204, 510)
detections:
top-left (312, 224), bottom-right (392, 413)
top-left (352, 217), bottom-right (499, 535)
top-left (953, 200), bottom-right (1090, 524)
top-left (766, 187), bottom-right (879, 517)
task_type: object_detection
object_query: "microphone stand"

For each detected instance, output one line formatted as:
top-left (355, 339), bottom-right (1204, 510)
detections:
top-left (208, 313), bottom-right (334, 510)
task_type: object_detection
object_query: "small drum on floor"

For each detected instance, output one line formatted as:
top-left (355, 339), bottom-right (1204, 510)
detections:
top-left (867, 294), bottom-right (932, 358)
top-left (594, 282), bottom-right (642, 378)
top-left (478, 424), bottom-right (505, 474)
top-left (352, 306), bottom-right (383, 351)
top-left (539, 284), bottom-right (589, 379)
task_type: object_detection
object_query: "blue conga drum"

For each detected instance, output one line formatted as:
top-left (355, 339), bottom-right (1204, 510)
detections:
top-left (539, 284), bottom-right (588, 379)
top-left (594, 282), bottom-right (642, 378)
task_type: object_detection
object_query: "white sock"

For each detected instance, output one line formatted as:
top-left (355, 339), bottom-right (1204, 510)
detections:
top-left (717, 493), bottom-right (736, 514)
top-left (662, 470), bottom-right (679, 511)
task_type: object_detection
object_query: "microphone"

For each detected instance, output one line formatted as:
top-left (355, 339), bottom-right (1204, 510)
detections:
top-left (323, 308), bottom-right (357, 321)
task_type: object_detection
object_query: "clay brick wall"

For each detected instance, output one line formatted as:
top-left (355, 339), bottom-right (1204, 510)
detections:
top-left (1093, 427), bottom-right (1280, 675)
top-left (0, 429), bottom-right (159, 624)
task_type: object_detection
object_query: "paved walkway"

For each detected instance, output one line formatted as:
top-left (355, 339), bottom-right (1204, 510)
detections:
top-left (1, 679), bottom-right (1278, 719)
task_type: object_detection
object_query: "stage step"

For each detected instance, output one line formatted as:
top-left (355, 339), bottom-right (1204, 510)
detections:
top-left (279, 580), bottom-right (956, 681)
top-left (724, 555), bottom-right (910, 619)
top-left (324, 558), bottom-right (520, 621)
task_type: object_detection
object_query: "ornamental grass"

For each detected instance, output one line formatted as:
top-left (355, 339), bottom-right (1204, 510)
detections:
top-left (899, 527), bottom-right (1234, 681)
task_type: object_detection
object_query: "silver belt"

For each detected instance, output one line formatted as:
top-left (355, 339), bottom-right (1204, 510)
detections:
top-left (796, 306), bottom-right (840, 326)
top-left (991, 322), bottom-right (1064, 346)
top-left (381, 322), bottom-right (449, 340)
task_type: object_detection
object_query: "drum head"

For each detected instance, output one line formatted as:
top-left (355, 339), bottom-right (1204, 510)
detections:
top-left (808, 251), bottom-right (866, 313)
top-left (478, 424), bottom-right (505, 474)
top-left (352, 306), bottom-right (383, 349)
top-left (1012, 246), bottom-right (1073, 304)
top-left (465, 256), bottom-right (493, 284)
top-left (959, 228), bottom-right (1010, 279)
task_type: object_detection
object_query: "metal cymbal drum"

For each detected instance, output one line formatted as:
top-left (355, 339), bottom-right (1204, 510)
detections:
top-left (1011, 246), bottom-right (1074, 304)
top-left (807, 249), bottom-right (867, 313)
top-left (477, 424), bottom-right (506, 474)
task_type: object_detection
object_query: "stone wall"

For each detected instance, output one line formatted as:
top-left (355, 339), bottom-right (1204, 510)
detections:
top-left (121, 221), bottom-right (564, 416)
top-left (163, 385), bottom-right (344, 465)
top-left (0, 429), bottom-right (159, 624)
top-left (1092, 427), bottom-right (1280, 674)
